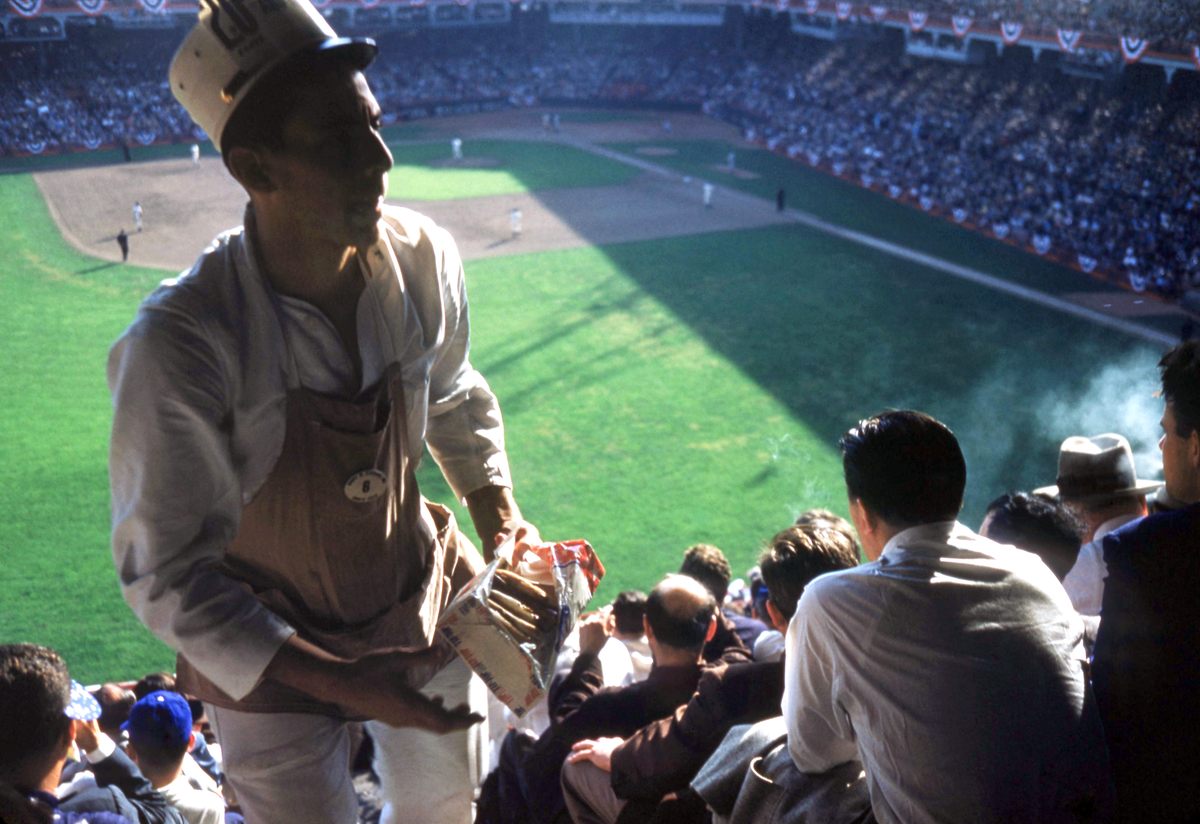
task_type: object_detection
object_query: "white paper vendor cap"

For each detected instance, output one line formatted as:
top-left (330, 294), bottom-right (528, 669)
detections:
top-left (169, 0), bottom-right (377, 152)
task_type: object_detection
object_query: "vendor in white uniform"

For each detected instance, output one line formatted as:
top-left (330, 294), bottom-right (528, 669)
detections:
top-left (107, 1), bottom-right (538, 821)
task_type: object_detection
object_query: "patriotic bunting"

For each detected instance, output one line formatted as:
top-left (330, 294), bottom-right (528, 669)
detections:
top-left (25, 140), bottom-right (46, 155)
top-left (1033, 235), bottom-right (1051, 255)
top-left (952, 208), bottom-right (967, 223)
top-left (138, 0), bottom-right (165, 12)
top-left (805, 0), bottom-right (818, 13)
top-left (908, 10), bottom-right (926, 31)
top-left (887, 184), bottom-right (902, 199)
top-left (135, 130), bottom-right (157, 146)
top-left (82, 136), bottom-right (103, 150)
top-left (993, 222), bottom-right (1010, 239)
top-left (918, 195), bottom-right (933, 211)
top-left (76, 0), bottom-right (105, 15)
top-left (1120, 37), bottom-right (1147, 63)
top-left (1000, 22), bottom-right (1022, 45)
top-left (1077, 255), bottom-right (1097, 273)
top-left (1129, 272), bottom-right (1147, 292)
top-left (1056, 29), bottom-right (1081, 53)
top-left (951, 15), bottom-right (972, 37)
top-left (8, 0), bottom-right (42, 17)
top-left (835, 1), bottom-right (851, 20)
top-left (1193, 46), bottom-right (1200, 71)
top-left (869, 4), bottom-right (887, 21)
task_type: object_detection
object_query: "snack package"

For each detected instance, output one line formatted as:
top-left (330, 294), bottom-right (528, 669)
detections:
top-left (437, 539), bottom-right (605, 717)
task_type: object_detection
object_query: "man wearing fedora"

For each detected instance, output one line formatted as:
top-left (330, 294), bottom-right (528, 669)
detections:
top-left (107, 0), bottom-right (539, 820)
top-left (1035, 433), bottom-right (1161, 620)
top-left (1091, 341), bottom-right (1200, 822)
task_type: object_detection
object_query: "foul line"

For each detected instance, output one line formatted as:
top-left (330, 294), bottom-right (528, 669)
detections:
top-left (571, 139), bottom-right (1176, 349)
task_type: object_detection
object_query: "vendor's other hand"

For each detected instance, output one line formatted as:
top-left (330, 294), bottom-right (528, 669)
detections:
top-left (493, 519), bottom-right (541, 565)
top-left (343, 645), bottom-right (481, 733)
top-left (566, 737), bottom-right (623, 772)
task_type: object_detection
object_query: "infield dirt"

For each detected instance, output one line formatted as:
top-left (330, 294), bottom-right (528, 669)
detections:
top-left (33, 109), bottom-right (787, 272)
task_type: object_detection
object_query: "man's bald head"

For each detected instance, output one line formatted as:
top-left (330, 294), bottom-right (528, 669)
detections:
top-left (645, 574), bottom-right (717, 653)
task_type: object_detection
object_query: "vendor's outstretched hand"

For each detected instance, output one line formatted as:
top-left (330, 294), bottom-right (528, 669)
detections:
top-left (346, 644), bottom-right (482, 733)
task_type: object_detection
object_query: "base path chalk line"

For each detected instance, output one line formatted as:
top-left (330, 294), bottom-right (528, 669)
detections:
top-left (564, 137), bottom-right (1176, 349)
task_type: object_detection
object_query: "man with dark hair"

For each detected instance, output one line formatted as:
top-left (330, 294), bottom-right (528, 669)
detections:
top-left (980, 490), bottom-right (1085, 580)
top-left (679, 544), bottom-right (755, 657)
top-left (498, 575), bottom-right (718, 824)
top-left (109, 0), bottom-right (540, 821)
top-left (561, 519), bottom-right (861, 824)
top-left (0, 644), bottom-right (183, 824)
top-left (609, 591), bottom-right (651, 681)
top-left (1092, 341), bottom-right (1200, 822)
top-left (123, 692), bottom-right (224, 824)
top-left (783, 410), bottom-right (1111, 822)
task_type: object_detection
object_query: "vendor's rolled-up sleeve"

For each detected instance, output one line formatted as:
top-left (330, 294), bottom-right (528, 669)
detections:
top-left (108, 310), bottom-right (293, 701)
top-left (421, 222), bottom-right (511, 500)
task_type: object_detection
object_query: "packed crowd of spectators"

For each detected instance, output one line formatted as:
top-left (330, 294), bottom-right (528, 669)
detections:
top-left (1, 24), bottom-right (1197, 294)
top-left (8, 342), bottom-right (1200, 822)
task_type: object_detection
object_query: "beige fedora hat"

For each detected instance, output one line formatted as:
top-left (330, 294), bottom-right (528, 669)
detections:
top-left (1035, 433), bottom-right (1162, 504)
top-left (169, 0), bottom-right (376, 152)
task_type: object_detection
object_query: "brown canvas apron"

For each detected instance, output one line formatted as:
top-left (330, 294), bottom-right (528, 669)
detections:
top-left (177, 356), bottom-right (482, 717)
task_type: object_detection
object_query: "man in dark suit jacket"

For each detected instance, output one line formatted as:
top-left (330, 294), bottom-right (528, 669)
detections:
top-left (1092, 340), bottom-right (1200, 823)
top-left (562, 515), bottom-right (862, 824)
top-left (491, 574), bottom-right (723, 824)
top-left (0, 644), bottom-right (184, 824)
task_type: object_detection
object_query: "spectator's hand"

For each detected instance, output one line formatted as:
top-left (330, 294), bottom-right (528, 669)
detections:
top-left (578, 611), bottom-right (612, 657)
top-left (566, 737), bottom-right (623, 772)
top-left (493, 519), bottom-right (542, 566)
top-left (73, 718), bottom-right (102, 754)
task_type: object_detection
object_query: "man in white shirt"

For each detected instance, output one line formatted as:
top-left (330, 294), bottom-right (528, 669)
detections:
top-left (784, 410), bottom-right (1112, 823)
top-left (124, 692), bottom-right (224, 824)
top-left (109, 0), bottom-right (538, 821)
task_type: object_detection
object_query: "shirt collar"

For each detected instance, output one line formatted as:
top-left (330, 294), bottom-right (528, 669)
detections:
top-left (879, 520), bottom-right (966, 562)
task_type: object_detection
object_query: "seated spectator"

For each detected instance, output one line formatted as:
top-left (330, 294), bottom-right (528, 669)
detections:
top-left (679, 544), bottom-right (759, 658)
top-left (609, 591), bottom-right (651, 682)
top-left (1092, 341), bottom-right (1200, 822)
top-left (123, 691), bottom-right (224, 824)
top-left (979, 490), bottom-right (1085, 580)
top-left (132, 674), bottom-right (175, 701)
top-left (782, 410), bottom-right (1112, 822)
top-left (481, 574), bottom-right (724, 824)
top-left (1034, 434), bottom-right (1160, 617)
top-left (0, 643), bottom-right (184, 824)
top-left (560, 515), bottom-right (861, 824)
top-left (95, 683), bottom-right (136, 741)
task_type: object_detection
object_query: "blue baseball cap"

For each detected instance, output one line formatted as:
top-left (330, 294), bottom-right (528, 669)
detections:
top-left (65, 680), bottom-right (101, 721)
top-left (122, 690), bottom-right (193, 749)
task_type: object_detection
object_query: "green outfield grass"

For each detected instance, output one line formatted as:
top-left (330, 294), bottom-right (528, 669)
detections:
top-left (387, 139), bottom-right (640, 200)
top-left (0, 133), bottom-right (1168, 684)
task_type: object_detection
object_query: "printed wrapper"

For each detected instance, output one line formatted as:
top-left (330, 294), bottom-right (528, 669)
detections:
top-left (437, 539), bottom-right (605, 717)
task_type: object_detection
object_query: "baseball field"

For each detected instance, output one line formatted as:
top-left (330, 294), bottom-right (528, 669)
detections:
top-left (1, 107), bottom-right (1174, 684)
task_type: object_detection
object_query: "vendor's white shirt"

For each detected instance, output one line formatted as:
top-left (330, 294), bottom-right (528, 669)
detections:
top-left (1062, 513), bottom-right (1143, 616)
top-left (109, 206), bottom-right (511, 700)
top-left (784, 521), bottom-right (1109, 824)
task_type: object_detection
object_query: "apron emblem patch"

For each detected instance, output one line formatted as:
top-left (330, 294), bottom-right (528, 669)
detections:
top-left (344, 469), bottom-right (388, 502)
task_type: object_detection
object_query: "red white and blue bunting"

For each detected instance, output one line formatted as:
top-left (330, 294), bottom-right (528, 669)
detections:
top-left (804, 0), bottom-right (818, 14)
top-left (869, 4), bottom-right (887, 22)
top-left (137, 0), bottom-right (166, 13)
top-left (1000, 22), bottom-right (1023, 45)
top-left (951, 15), bottom-right (972, 38)
top-left (835, 1), bottom-right (851, 20)
top-left (1056, 29), bottom-right (1081, 53)
top-left (8, 0), bottom-right (42, 17)
top-left (1121, 37), bottom-right (1148, 63)
top-left (76, 0), bottom-right (105, 15)
top-left (908, 10), bottom-right (926, 32)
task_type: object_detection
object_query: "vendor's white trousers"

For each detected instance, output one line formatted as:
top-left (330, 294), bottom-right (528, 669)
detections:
top-left (208, 657), bottom-right (487, 824)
